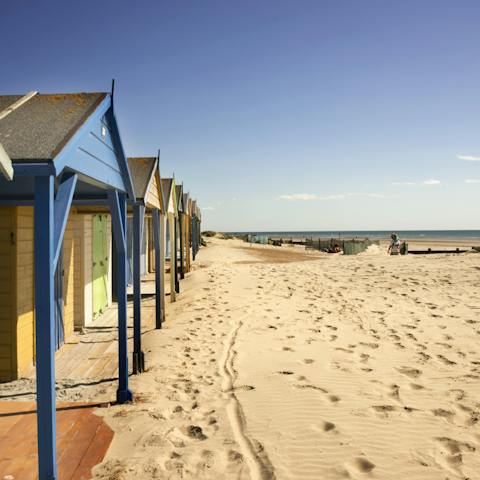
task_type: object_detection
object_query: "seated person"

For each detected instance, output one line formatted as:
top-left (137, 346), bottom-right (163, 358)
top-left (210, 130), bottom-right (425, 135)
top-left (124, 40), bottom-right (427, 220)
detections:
top-left (388, 234), bottom-right (400, 255)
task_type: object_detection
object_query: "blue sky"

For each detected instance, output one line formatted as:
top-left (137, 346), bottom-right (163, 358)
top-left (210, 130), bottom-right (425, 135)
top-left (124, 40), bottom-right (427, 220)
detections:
top-left (2, 0), bottom-right (480, 231)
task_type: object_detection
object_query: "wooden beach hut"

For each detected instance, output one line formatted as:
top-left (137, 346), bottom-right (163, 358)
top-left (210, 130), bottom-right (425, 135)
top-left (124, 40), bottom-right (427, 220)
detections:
top-left (160, 177), bottom-right (178, 302)
top-left (0, 90), bottom-right (135, 479)
top-left (182, 192), bottom-right (191, 273)
top-left (175, 183), bottom-right (185, 285)
top-left (191, 199), bottom-right (201, 260)
top-left (126, 156), bottom-right (165, 373)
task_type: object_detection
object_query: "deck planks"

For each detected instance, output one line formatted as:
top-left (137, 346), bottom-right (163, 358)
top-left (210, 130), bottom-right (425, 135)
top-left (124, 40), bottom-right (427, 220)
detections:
top-left (0, 402), bottom-right (113, 480)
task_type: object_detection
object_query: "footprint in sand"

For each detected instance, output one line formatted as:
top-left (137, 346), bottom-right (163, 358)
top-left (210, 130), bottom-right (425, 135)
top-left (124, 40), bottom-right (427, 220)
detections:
top-left (432, 408), bottom-right (455, 423)
top-left (346, 457), bottom-right (376, 474)
top-left (432, 436), bottom-right (476, 472)
top-left (312, 420), bottom-right (336, 433)
top-left (396, 366), bottom-right (422, 378)
top-left (437, 354), bottom-right (456, 366)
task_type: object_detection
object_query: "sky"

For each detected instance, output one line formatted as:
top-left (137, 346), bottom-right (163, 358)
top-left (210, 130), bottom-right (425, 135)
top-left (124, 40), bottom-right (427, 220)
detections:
top-left (1, 0), bottom-right (480, 231)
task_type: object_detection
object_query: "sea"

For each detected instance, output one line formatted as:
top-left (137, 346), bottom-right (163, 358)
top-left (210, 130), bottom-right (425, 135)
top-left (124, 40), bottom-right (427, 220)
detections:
top-left (227, 230), bottom-right (480, 240)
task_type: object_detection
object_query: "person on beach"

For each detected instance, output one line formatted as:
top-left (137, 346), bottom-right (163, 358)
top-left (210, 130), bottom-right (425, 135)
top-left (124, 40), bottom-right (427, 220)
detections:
top-left (388, 233), bottom-right (400, 255)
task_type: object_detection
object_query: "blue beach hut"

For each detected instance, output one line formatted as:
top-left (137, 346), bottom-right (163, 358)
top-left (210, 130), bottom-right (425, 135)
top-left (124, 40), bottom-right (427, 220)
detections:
top-left (126, 156), bottom-right (165, 374)
top-left (0, 90), bottom-right (135, 479)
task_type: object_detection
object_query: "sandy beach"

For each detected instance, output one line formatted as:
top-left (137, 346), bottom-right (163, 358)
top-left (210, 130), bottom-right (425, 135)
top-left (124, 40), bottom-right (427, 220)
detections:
top-left (3, 237), bottom-right (480, 479)
top-left (98, 238), bottom-right (480, 479)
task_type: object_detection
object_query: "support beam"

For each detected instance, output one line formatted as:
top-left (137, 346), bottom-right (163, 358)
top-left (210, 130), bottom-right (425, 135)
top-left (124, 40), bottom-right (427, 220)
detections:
top-left (174, 220), bottom-right (180, 294)
top-left (132, 203), bottom-right (145, 374)
top-left (34, 175), bottom-right (57, 480)
top-left (108, 189), bottom-right (132, 404)
top-left (152, 209), bottom-right (164, 328)
top-left (53, 173), bottom-right (77, 270)
top-left (192, 217), bottom-right (196, 261)
top-left (179, 214), bottom-right (185, 280)
top-left (168, 213), bottom-right (176, 302)
top-left (159, 213), bottom-right (166, 322)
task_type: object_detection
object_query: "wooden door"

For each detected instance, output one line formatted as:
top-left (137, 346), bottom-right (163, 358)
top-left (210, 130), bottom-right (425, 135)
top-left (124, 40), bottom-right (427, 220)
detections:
top-left (92, 215), bottom-right (109, 318)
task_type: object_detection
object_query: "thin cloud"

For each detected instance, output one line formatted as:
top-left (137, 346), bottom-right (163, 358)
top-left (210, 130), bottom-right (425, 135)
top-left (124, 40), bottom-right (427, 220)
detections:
top-left (201, 206), bottom-right (215, 210)
top-left (422, 179), bottom-right (441, 186)
top-left (457, 155), bottom-right (480, 161)
top-left (317, 194), bottom-right (346, 200)
top-left (278, 193), bottom-right (317, 201)
top-left (392, 179), bottom-right (441, 187)
top-left (392, 182), bottom-right (416, 187)
top-left (466, 179), bottom-right (480, 184)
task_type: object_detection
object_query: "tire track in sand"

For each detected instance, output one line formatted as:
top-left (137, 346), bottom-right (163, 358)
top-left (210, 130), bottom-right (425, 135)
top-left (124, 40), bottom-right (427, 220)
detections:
top-left (219, 312), bottom-right (276, 480)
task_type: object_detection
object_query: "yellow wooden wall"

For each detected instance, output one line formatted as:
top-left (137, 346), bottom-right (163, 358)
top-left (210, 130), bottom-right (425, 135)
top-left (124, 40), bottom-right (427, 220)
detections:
top-left (0, 207), bottom-right (15, 381)
top-left (63, 214), bottom-right (75, 341)
top-left (15, 207), bottom-right (35, 376)
top-left (0, 207), bottom-right (78, 381)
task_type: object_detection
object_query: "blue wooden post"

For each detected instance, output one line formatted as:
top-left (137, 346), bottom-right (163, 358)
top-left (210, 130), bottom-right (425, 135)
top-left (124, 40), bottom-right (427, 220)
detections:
top-left (179, 215), bottom-right (184, 280)
top-left (108, 190), bottom-right (133, 404)
top-left (174, 220), bottom-right (180, 294)
top-left (34, 175), bottom-right (57, 480)
top-left (152, 209), bottom-right (163, 328)
top-left (192, 218), bottom-right (196, 261)
top-left (132, 203), bottom-right (145, 373)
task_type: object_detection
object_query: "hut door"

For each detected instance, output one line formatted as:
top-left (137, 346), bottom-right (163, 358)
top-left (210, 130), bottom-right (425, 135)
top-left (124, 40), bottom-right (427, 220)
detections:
top-left (54, 246), bottom-right (65, 349)
top-left (92, 215), bottom-right (109, 318)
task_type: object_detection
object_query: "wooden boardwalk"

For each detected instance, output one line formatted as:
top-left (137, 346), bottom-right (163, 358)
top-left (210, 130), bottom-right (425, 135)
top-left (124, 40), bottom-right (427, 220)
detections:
top-left (0, 402), bottom-right (113, 480)
top-left (27, 281), bottom-right (159, 381)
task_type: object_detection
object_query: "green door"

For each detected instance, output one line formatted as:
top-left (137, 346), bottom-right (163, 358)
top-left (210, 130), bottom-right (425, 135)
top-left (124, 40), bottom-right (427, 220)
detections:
top-left (92, 214), bottom-right (109, 318)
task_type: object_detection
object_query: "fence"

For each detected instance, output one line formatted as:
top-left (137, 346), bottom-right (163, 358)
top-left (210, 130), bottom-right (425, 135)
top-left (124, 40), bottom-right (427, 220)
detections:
top-left (305, 237), bottom-right (375, 255)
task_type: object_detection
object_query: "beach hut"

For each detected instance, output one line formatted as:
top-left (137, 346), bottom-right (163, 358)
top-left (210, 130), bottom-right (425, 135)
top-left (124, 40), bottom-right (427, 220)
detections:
top-left (175, 184), bottom-right (185, 284)
top-left (191, 200), bottom-right (201, 260)
top-left (126, 157), bottom-right (165, 373)
top-left (160, 177), bottom-right (178, 302)
top-left (182, 192), bottom-right (191, 273)
top-left (0, 90), bottom-right (135, 478)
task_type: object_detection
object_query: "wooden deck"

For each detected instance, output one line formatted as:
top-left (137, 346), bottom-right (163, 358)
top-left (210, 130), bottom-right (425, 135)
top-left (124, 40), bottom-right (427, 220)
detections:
top-left (0, 402), bottom-right (113, 480)
top-left (27, 279), bottom-right (160, 381)
top-left (0, 276), bottom-right (164, 478)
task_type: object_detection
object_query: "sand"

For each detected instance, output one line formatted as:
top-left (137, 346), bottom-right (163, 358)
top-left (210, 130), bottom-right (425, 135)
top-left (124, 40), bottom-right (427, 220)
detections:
top-left (4, 237), bottom-right (480, 479)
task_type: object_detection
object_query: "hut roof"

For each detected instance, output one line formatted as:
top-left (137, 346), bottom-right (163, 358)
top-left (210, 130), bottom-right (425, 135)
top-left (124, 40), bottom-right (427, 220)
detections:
top-left (175, 184), bottom-right (184, 213)
top-left (127, 157), bottom-right (157, 200)
top-left (182, 192), bottom-right (189, 213)
top-left (160, 178), bottom-right (173, 209)
top-left (0, 92), bottom-right (107, 162)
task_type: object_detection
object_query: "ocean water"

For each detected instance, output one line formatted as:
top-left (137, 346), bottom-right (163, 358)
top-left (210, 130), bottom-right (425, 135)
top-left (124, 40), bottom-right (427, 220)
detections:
top-left (228, 230), bottom-right (480, 239)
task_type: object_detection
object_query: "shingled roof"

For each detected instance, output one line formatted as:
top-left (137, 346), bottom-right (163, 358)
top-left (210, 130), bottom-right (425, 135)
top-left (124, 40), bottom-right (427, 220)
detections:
top-left (182, 192), bottom-right (189, 213)
top-left (0, 92), bottom-right (106, 162)
top-left (175, 184), bottom-right (184, 213)
top-left (127, 157), bottom-right (157, 200)
top-left (161, 178), bottom-right (174, 211)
